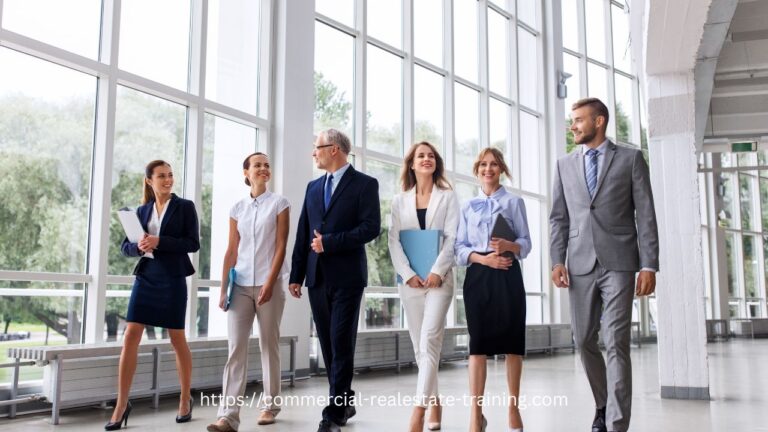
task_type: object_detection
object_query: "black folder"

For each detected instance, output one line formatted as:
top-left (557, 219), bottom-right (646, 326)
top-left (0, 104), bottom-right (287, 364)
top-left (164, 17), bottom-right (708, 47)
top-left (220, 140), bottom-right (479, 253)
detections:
top-left (491, 215), bottom-right (516, 258)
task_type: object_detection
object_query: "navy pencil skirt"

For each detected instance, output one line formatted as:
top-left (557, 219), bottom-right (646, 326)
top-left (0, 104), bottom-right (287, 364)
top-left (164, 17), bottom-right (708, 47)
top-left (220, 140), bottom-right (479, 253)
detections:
top-left (126, 269), bottom-right (188, 330)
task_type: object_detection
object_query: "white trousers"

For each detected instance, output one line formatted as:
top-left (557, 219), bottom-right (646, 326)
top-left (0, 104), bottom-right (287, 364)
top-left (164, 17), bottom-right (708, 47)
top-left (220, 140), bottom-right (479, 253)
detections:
top-left (399, 284), bottom-right (453, 407)
top-left (217, 283), bottom-right (286, 429)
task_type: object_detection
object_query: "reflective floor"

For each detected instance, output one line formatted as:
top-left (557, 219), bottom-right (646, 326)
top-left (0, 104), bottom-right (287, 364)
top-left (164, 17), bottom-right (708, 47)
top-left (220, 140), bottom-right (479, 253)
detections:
top-left (3, 339), bottom-right (767, 431)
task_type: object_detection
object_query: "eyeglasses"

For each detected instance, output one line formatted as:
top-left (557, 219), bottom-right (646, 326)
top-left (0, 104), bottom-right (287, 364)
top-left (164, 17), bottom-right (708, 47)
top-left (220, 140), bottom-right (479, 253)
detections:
top-left (313, 144), bottom-right (334, 150)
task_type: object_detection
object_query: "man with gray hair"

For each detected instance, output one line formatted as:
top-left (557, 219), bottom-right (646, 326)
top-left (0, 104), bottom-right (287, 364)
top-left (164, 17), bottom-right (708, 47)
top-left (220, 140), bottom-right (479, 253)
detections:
top-left (289, 129), bottom-right (381, 432)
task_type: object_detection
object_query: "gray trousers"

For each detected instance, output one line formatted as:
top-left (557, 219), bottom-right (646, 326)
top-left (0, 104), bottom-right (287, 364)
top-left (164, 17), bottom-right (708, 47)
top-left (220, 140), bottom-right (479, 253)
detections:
top-left (218, 283), bottom-right (286, 429)
top-left (569, 263), bottom-right (635, 432)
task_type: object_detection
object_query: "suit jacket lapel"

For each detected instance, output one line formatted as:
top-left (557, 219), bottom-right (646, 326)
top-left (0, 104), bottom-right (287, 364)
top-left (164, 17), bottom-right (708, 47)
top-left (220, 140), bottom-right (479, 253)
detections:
top-left (425, 187), bottom-right (444, 229)
top-left (159, 194), bottom-right (179, 235)
top-left (140, 201), bottom-right (152, 231)
top-left (574, 150), bottom-right (591, 201)
top-left (591, 142), bottom-right (617, 202)
top-left (402, 188), bottom-right (418, 229)
top-left (324, 166), bottom-right (355, 215)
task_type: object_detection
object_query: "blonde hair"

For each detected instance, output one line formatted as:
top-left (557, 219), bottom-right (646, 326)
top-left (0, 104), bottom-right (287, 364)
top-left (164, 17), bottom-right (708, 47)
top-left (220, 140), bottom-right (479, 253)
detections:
top-left (472, 147), bottom-right (511, 178)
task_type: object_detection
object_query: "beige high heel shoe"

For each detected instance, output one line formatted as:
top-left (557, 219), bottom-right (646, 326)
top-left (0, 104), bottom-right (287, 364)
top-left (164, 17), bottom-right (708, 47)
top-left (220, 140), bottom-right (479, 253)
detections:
top-left (427, 404), bottom-right (442, 430)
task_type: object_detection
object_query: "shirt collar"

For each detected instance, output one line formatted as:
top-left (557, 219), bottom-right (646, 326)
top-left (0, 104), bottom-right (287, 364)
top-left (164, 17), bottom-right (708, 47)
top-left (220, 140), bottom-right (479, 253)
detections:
top-left (250, 190), bottom-right (272, 206)
top-left (477, 185), bottom-right (507, 200)
top-left (327, 163), bottom-right (351, 180)
top-left (582, 139), bottom-right (609, 155)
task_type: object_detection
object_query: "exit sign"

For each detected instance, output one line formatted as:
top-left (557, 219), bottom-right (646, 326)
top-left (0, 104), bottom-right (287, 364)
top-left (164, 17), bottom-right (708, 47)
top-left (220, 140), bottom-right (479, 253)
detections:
top-left (731, 141), bottom-right (757, 152)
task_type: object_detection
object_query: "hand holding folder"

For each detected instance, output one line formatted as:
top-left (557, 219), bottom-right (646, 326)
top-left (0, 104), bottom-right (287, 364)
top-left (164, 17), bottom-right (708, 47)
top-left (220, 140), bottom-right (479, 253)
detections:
top-left (490, 215), bottom-right (517, 258)
top-left (224, 268), bottom-right (236, 311)
top-left (397, 229), bottom-right (442, 283)
top-left (117, 209), bottom-right (154, 259)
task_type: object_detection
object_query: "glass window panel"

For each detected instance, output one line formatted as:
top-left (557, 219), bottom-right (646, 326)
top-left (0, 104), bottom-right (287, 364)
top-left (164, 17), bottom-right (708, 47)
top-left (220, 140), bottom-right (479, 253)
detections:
top-left (489, 98), bottom-right (509, 153)
top-left (455, 296), bottom-right (467, 326)
top-left (414, 66), bottom-right (444, 151)
top-left (518, 29), bottom-right (538, 109)
top-left (725, 232), bottom-right (739, 297)
top-left (615, 73), bottom-right (635, 143)
top-left (0, 284), bottom-right (85, 384)
top-left (489, 0), bottom-right (514, 13)
top-left (737, 152), bottom-right (756, 167)
top-left (316, 0), bottom-right (355, 28)
top-left (119, 0), bottom-right (190, 90)
top-left (561, 0), bottom-right (580, 52)
top-left (563, 53), bottom-right (581, 117)
top-left (699, 173), bottom-right (708, 226)
top-left (764, 235), bottom-right (768, 297)
top-left (518, 0), bottom-right (538, 30)
top-left (701, 227), bottom-right (712, 317)
top-left (414, 0), bottom-right (444, 66)
top-left (0, 48), bottom-right (95, 273)
top-left (196, 286), bottom-right (210, 336)
top-left (365, 159), bottom-right (399, 287)
top-left (368, 0), bottom-right (402, 49)
top-left (366, 45), bottom-right (403, 155)
top-left (759, 151), bottom-right (768, 170)
top-left (455, 181), bottom-right (477, 203)
top-left (488, 10), bottom-right (510, 98)
top-left (2, 0), bottom-right (101, 59)
top-left (520, 111), bottom-right (541, 193)
top-left (521, 197), bottom-right (542, 294)
top-left (721, 152), bottom-right (733, 168)
top-left (585, 0), bottom-right (607, 62)
top-left (363, 293), bottom-right (402, 329)
top-left (454, 0), bottom-right (479, 83)
top-left (743, 235), bottom-right (758, 298)
top-left (719, 173), bottom-right (735, 228)
top-left (526, 295), bottom-right (543, 324)
top-left (109, 86), bottom-right (186, 275)
top-left (760, 177), bottom-right (768, 230)
top-left (748, 302), bottom-right (761, 318)
top-left (611, 4), bottom-right (631, 72)
top-left (314, 23), bottom-right (355, 138)
top-left (587, 63), bottom-right (614, 138)
top-left (454, 83), bottom-right (480, 176)
top-left (740, 174), bottom-right (756, 231)
top-left (206, 0), bottom-right (261, 115)
top-left (728, 302), bottom-right (741, 318)
top-left (200, 114), bottom-right (258, 281)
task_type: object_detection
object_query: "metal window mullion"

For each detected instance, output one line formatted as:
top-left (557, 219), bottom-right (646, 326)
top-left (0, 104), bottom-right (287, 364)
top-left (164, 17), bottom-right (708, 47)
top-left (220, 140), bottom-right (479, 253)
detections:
top-left (0, 29), bottom-right (109, 78)
top-left (259, 0), bottom-right (275, 120)
top-left (366, 35), bottom-right (406, 59)
top-left (354, 0), bottom-right (367, 171)
top-left (403, 0), bottom-right (414, 154)
top-left (413, 57), bottom-right (448, 76)
top-left (478, 1), bottom-right (490, 151)
top-left (315, 12), bottom-right (359, 37)
top-left (510, 10), bottom-right (521, 189)
top-left (83, 0), bottom-right (121, 344)
top-left (183, 0), bottom-right (208, 338)
top-left (443, 0), bottom-right (455, 171)
top-left (577, 0), bottom-right (588, 97)
top-left (604, 0), bottom-right (616, 141)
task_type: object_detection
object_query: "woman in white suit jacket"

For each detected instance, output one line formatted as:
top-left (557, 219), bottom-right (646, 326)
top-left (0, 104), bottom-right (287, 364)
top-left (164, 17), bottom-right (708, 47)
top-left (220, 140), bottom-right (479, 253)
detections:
top-left (388, 141), bottom-right (460, 432)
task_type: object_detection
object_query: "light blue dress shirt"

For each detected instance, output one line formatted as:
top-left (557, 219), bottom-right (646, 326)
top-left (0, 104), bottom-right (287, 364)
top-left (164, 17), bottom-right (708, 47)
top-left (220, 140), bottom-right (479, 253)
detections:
top-left (582, 139), bottom-right (609, 184)
top-left (454, 186), bottom-right (532, 266)
top-left (325, 163), bottom-right (351, 195)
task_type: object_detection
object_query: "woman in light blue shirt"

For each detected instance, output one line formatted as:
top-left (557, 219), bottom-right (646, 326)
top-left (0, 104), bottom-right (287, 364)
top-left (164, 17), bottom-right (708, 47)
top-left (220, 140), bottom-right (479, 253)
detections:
top-left (454, 148), bottom-right (531, 432)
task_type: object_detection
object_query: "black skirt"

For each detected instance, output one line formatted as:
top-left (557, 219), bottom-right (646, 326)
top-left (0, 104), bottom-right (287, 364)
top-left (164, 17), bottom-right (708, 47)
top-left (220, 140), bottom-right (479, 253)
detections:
top-left (126, 269), bottom-right (188, 330)
top-left (463, 259), bottom-right (526, 355)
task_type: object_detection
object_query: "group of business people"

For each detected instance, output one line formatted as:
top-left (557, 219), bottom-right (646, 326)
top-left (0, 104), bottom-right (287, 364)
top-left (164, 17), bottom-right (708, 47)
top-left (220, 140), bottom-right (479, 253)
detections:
top-left (109, 97), bottom-right (658, 432)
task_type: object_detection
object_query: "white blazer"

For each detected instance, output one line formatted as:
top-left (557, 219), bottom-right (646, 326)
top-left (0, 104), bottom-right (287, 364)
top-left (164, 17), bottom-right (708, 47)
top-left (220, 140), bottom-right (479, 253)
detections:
top-left (388, 185), bottom-right (460, 292)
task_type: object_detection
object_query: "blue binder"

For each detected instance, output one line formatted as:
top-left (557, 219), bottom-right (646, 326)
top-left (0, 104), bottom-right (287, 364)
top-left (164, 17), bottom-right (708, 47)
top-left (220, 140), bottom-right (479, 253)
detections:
top-left (224, 267), bottom-right (236, 311)
top-left (397, 229), bottom-right (441, 283)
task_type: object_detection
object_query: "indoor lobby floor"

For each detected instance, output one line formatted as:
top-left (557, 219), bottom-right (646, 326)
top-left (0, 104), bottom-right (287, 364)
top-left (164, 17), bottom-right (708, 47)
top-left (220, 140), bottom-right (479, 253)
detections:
top-left (2, 339), bottom-right (766, 431)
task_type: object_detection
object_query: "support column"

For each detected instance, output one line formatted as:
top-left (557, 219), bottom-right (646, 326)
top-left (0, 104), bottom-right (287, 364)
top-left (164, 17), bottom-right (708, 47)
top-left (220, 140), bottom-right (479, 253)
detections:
top-left (271, 0), bottom-right (315, 374)
top-left (646, 72), bottom-right (710, 400)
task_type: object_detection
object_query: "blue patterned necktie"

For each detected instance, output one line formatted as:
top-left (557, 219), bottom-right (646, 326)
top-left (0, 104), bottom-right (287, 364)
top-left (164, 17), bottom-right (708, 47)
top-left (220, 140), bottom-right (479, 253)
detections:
top-left (585, 149), bottom-right (598, 198)
top-left (324, 173), bottom-right (334, 210)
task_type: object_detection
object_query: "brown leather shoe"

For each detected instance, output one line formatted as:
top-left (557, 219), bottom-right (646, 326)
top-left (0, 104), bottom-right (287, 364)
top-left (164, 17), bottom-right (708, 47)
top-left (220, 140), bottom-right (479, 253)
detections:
top-left (257, 411), bottom-right (276, 425)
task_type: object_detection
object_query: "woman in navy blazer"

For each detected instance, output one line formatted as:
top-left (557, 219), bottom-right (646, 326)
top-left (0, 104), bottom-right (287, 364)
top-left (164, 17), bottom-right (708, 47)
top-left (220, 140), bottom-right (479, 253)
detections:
top-left (106, 160), bottom-right (200, 430)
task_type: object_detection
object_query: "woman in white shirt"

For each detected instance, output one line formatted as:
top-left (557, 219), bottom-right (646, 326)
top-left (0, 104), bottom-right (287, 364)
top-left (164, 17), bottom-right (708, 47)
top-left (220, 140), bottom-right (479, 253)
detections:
top-left (207, 152), bottom-right (290, 432)
top-left (388, 142), bottom-right (460, 432)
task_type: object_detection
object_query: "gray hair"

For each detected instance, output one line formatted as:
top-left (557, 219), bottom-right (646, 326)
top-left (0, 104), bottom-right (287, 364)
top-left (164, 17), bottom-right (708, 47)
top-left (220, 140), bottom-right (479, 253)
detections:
top-left (321, 128), bottom-right (351, 154)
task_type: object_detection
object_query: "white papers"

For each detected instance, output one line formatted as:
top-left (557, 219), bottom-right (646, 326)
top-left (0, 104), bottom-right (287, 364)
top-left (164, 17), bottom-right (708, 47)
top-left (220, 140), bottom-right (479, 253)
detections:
top-left (117, 209), bottom-right (154, 259)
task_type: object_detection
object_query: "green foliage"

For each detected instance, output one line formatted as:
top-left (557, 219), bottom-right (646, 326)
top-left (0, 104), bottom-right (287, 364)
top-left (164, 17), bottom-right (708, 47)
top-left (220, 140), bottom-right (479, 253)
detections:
top-left (314, 71), bottom-right (352, 135)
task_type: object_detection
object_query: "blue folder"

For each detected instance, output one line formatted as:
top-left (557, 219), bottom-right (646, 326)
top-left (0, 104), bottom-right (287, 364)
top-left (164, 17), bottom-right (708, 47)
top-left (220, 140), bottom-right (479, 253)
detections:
top-left (397, 229), bottom-right (441, 283)
top-left (224, 267), bottom-right (236, 311)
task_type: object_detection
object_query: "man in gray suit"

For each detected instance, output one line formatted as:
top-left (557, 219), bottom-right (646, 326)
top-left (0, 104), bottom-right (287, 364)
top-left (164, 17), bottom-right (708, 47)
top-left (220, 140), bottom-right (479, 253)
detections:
top-left (549, 98), bottom-right (658, 432)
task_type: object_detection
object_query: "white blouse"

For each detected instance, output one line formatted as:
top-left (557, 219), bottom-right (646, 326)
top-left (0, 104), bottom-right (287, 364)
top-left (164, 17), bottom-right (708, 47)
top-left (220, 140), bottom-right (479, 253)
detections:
top-left (230, 191), bottom-right (290, 287)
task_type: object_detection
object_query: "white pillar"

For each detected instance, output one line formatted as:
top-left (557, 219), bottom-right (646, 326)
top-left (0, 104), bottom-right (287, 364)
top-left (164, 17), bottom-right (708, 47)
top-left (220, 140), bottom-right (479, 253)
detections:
top-left (271, 0), bottom-right (316, 375)
top-left (646, 72), bottom-right (710, 399)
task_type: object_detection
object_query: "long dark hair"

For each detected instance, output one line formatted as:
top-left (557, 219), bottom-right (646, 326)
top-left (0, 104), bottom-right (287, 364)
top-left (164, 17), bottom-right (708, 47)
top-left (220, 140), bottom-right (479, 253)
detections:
top-left (142, 160), bottom-right (171, 204)
top-left (400, 142), bottom-right (451, 192)
top-left (242, 152), bottom-right (268, 186)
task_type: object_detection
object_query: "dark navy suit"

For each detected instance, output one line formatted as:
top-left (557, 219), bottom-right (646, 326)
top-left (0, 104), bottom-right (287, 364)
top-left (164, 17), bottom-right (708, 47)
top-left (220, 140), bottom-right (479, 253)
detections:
top-left (290, 165), bottom-right (380, 423)
top-left (121, 194), bottom-right (200, 329)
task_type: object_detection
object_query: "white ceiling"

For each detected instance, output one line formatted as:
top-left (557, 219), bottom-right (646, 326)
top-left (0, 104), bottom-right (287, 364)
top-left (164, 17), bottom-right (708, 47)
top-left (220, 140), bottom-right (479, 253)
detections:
top-left (706, 0), bottom-right (768, 139)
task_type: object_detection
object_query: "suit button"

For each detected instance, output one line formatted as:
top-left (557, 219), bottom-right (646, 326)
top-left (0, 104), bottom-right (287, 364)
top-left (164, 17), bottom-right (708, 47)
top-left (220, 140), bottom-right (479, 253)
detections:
top-left (590, 205), bottom-right (595, 210)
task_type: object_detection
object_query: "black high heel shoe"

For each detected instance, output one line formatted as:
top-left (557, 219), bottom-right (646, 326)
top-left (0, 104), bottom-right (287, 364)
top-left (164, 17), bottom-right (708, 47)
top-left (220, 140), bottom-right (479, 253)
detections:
top-left (105, 401), bottom-right (132, 431)
top-left (175, 396), bottom-right (194, 423)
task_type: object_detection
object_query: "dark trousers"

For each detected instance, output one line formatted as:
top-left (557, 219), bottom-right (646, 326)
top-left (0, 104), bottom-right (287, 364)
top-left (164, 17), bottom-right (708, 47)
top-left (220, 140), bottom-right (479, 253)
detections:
top-left (308, 282), bottom-right (363, 423)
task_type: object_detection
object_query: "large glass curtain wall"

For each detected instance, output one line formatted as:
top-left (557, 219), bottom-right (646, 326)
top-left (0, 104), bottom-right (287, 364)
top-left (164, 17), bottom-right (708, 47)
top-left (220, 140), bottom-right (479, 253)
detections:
top-left (0, 0), bottom-right (271, 384)
top-left (314, 0), bottom-right (549, 330)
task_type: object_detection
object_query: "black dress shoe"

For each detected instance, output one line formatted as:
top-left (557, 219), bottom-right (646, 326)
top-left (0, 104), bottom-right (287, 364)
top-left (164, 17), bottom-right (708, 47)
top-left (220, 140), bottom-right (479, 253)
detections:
top-left (317, 419), bottom-right (341, 432)
top-left (592, 407), bottom-right (607, 432)
top-left (105, 401), bottom-right (132, 431)
top-left (175, 396), bottom-right (194, 423)
top-left (338, 405), bottom-right (356, 425)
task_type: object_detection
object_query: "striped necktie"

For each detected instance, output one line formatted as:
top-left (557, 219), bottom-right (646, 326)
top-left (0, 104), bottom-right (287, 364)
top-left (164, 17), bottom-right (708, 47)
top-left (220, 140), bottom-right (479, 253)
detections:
top-left (324, 173), bottom-right (334, 210)
top-left (586, 149), bottom-right (598, 198)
